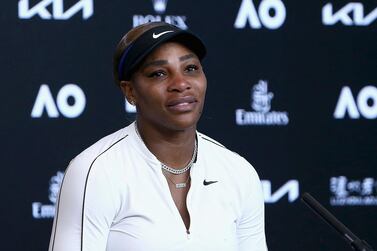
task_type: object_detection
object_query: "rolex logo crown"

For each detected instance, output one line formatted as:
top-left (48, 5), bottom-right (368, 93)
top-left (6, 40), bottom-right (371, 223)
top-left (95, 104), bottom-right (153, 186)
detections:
top-left (152, 0), bottom-right (168, 14)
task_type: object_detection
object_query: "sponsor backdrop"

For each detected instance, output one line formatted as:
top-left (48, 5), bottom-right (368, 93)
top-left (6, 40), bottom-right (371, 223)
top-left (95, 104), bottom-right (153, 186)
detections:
top-left (1, 0), bottom-right (376, 250)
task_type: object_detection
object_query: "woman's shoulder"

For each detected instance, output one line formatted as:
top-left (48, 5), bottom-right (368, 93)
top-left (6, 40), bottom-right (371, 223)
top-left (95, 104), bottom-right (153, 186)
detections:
top-left (197, 132), bottom-right (244, 161)
top-left (197, 132), bottom-right (261, 192)
top-left (70, 124), bottom-right (133, 168)
top-left (198, 132), bottom-right (251, 165)
top-left (197, 132), bottom-right (260, 177)
top-left (197, 132), bottom-right (226, 149)
top-left (60, 125), bottom-right (134, 189)
top-left (81, 127), bottom-right (129, 156)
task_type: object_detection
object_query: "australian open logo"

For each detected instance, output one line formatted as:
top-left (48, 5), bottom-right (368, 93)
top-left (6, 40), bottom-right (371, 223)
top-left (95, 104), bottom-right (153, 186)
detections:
top-left (133, 0), bottom-right (188, 29)
top-left (330, 176), bottom-right (377, 206)
top-left (32, 171), bottom-right (64, 219)
top-left (235, 80), bottom-right (289, 125)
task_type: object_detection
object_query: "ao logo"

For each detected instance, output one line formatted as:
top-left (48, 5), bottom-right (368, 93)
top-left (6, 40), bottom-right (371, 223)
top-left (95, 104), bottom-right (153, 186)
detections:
top-left (261, 180), bottom-right (299, 203)
top-left (334, 86), bottom-right (377, 119)
top-left (18, 0), bottom-right (93, 20)
top-left (31, 84), bottom-right (86, 118)
top-left (323, 3), bottom-right (377, 26)
top-left (234, 0), bottom-right (286, 29)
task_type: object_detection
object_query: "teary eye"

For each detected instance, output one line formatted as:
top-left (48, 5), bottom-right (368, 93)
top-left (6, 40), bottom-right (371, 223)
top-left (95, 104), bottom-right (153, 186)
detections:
top-left (186, 64), bottom-right (199, 72)
top-left (148, 70), bottom-right (166, 78)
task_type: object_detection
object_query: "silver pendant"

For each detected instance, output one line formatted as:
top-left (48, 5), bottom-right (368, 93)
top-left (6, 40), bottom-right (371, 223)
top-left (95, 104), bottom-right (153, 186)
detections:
top-left (176, 183), bottom-right (186, 189)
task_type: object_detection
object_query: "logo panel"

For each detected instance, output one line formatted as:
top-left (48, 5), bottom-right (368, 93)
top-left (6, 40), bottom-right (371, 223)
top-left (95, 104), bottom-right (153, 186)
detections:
top-left (31, 84), bottom-right (86, 118)
top-left (235, 80), bottom-right (289, 126)
top-left (322, 3), bottom-right (377, 26)
top-left (18, 0), bottom-right (93, 20)
top-left (234, 0), bottom-right (286, 29)
top-left (262, 179), bottom-right (299, 203)
top-left (334, 85), bottom-right (377, 119)
top-left (330, 176), bottom-right (377, 206)
top-left (32, 171), bottom-right (64, 219)
top-left (132, 0), bottom-right (187, 29)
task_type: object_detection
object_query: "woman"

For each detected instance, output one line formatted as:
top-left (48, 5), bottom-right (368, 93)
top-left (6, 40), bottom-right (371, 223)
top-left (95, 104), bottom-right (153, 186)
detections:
top-left (48, 22), bottom-right (267, 251)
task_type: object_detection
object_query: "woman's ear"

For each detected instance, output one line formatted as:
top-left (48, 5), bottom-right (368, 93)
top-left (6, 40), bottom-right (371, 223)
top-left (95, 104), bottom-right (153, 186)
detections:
top-left (120, 80), bottom-right (136, 105)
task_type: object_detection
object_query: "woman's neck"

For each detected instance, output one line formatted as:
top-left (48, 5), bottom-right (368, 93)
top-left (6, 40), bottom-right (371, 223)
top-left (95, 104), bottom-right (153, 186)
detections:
top-left (135, 119), bottom-right (197, 168)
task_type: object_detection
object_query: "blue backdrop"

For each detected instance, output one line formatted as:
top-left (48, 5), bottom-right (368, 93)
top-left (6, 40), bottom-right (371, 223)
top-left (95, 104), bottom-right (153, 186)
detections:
top-left (1, 0), bottom-right (377, 250)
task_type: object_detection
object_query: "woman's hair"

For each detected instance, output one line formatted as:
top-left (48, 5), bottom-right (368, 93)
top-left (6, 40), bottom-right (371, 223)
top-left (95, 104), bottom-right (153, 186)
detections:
top-left (113, 22), bottom-right (167, 86)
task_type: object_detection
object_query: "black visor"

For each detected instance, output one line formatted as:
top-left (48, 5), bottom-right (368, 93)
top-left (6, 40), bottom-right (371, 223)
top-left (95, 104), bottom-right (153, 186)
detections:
top-left (118, 23), bottom-right (206, 81)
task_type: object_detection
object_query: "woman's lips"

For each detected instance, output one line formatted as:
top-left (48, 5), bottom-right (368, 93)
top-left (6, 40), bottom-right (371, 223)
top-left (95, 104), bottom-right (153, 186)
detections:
top-left (166, 96), bottom-right (197, 112)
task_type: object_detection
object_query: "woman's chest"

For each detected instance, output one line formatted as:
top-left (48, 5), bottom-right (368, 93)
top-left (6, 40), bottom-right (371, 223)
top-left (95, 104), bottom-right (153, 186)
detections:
top-left (107, 167), bottom-right (241, 251)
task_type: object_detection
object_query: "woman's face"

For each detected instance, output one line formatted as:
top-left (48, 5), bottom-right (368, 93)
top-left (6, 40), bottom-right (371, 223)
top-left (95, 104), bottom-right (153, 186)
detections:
top-left (122, 42), bottom-right (207, 131)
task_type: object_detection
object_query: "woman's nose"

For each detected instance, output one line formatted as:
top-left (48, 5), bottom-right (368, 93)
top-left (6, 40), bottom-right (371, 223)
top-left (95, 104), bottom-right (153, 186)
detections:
top-left (167, 73), bottom-right (191, 92)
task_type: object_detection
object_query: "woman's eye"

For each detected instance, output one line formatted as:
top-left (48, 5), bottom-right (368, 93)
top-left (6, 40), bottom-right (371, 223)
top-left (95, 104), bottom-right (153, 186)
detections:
top-left (186, 64), bottom-right (199, 72)
top-left (148, 71), bottom-right (165, 78)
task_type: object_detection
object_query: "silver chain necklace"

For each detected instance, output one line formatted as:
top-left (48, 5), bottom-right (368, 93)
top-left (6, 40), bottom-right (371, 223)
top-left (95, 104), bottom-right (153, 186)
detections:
top-left (134, 122), bottom-right (197, 175)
